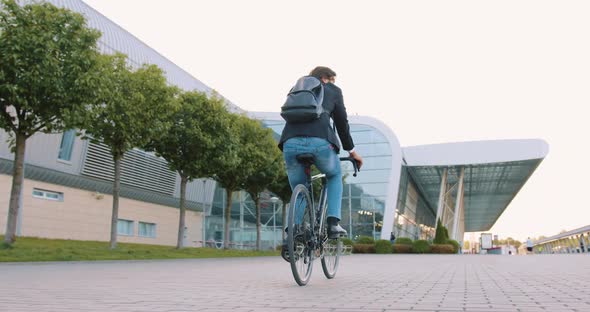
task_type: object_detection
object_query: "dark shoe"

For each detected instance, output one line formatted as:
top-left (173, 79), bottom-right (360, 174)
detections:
top-left (328, 223), bottom-right (347, 239)
top-left (280, 239), bottom-right (290, 263)
top-left (281, 225), bottom-right (300, 263)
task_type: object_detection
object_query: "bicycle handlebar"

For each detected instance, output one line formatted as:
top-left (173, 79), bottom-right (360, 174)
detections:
top-left (339, 157), bottom-right (360, 177)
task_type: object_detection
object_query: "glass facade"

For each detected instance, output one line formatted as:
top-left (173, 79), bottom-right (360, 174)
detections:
top-left (339, 124), bottom-right (391, 241)
top-left (394, 166), bottom-right (436, 240)
top-left (202, 117), bottom-right (443, 248)
top-left (203, 119), bottom-right (397, 249)
top-left (204, 187), bottom-right (283, 250)
top-left (267, 120), bottom-right (394, 241)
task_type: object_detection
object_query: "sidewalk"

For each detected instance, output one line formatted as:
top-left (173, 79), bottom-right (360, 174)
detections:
top-left (1, 254), bottom-right (589, 311)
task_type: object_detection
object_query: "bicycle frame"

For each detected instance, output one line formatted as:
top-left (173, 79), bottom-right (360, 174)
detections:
top-left (285, 156), bottom-right (359, 286)
top-left (308, 172), bottom-right (328, 253)
top-left (305, 156), bottom-right (358, 255)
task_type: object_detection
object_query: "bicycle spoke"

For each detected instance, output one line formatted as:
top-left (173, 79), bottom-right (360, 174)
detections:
top-left (288, 184), bottom-right (314, 286)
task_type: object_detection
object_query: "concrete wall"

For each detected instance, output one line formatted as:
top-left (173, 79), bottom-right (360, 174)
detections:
top-left (0, 174), bottom-right (202, 247)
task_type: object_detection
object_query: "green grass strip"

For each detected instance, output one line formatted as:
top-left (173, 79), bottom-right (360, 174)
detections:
top-left (0, 236), bottom-right (279, 262)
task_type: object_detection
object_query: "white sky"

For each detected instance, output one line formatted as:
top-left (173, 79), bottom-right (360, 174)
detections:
top-left (83, 0), bottom-right (590, 242)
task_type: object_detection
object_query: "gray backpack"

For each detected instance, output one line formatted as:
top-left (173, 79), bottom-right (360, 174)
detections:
top-left (280, 76), bottom-right (324, 123)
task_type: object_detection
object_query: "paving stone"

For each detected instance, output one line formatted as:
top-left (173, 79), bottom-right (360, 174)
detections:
top-left (1, 254), bottom-right (590, 311)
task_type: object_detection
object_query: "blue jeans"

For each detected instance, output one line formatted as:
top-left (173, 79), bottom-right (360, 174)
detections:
top-left (283, 137), bottom-right (342, 221)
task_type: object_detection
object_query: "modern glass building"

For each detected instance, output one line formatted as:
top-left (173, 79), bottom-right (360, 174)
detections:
top-left (244, 113), bottom-right (549, 245)
top-left (0, 0), bottom-right (549, 249)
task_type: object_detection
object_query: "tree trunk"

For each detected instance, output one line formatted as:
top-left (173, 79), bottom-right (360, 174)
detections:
top-left (282, 202), bottom-right (288, 242)
top-left (4, 132), bottom-right (26, 245)
top-left (176, 175), bottom-right (188, 249)
top-left (255, 195), bottom-right (261, 251)
top-left (109, 155), bottom-right (122, 249)
top-left (223, 189), bottom-right (233, 250)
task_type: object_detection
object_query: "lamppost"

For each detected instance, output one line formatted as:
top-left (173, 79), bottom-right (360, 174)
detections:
top-left (271, 196), bottom-right (279, 249)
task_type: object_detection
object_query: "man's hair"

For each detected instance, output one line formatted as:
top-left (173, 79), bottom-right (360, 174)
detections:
top-left (309, 66), bottom-right (336, 79)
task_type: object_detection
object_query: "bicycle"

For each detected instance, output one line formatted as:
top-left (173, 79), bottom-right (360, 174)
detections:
top-left (281, 154), bottom-right (359, 286)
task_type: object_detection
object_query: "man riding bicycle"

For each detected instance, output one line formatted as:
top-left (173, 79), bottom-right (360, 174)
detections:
top-left (279, 66), bottom-right (363, 242)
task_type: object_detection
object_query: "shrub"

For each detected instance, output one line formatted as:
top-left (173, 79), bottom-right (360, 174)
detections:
top-left (356, 236), bottom-right (375, 244)
top-left (412, 240), bottom-right (431, 254)
top-left (394, 237), bottom-right (413, 245)
top-left (430, 244), bottom-right (455, 254)
top-left (341, 238), bottom-right (354, 246)
top-left (375, 240), bottom-right (393, 254)
top-left (392, 244), bottom-right (412, 253)
top-left (446, 239), bottom-right (460, 253)
top-left (352, 244), bottom-right (375, 254)
top-left (433, 218), bottom-right (449, 244)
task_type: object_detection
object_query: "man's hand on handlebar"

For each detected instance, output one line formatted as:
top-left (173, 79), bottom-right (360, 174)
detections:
top-left (349, 150), bottom-right (363, 170)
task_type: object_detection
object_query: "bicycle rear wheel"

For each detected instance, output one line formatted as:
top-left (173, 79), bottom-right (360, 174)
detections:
top-left (321, 231), bottom-right (342, 278)
top-left (288, 184), bottom-right (314, 286)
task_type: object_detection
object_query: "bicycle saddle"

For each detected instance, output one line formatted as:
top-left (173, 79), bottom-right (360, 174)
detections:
top-left (296, 153), bottom-right (316, 166)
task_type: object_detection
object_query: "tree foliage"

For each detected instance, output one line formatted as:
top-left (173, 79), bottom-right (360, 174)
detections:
top-left (492, 237), bottom-right (522, 249)
top-left (146, 90), bottom-right (236, 248)
top-left (212, 114), bottom-right (261, 249)
top-left (83, 54), bottom-right (177, 158)
top-left (268, 165), bottom-right (291, 204)
top-left (0, 0), bottom-right (104, 244)
top-left (82, 54), bottom-right (177, 249)
top-left (267, 164), bottom-right (291, 241)
top-left (0, 0), bottom-right (103, 136)
top-left (241, 122), bottom-right (282, 250)
top-left (148, 90), bottom-right (236, 178)
top-left (433, 218), bottom-right (449, 244)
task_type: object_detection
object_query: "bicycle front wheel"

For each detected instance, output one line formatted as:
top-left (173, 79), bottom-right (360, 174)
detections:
top-left (288, 184), bottom-right (314, 286)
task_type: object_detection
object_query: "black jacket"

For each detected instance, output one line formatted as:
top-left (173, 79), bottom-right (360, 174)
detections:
top-left (279, 82), bottom-right (354, 153)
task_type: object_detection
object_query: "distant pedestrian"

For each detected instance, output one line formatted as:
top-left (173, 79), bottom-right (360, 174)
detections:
top-left (526, 237), bottom-right (533, 254)
top-left (390, 232), bottom-right (396, 245)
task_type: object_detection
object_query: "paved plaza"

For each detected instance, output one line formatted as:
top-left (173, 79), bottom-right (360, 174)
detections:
top-left (1, 254), bottom-right (589, 312)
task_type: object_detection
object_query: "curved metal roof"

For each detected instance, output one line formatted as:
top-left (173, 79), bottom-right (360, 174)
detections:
top-left (403, 139), bottom-right (549, 166)
top-left (403, 140), bottom-right (548, 232)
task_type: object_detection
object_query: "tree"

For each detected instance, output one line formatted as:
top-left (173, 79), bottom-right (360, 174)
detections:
top-left (212, 115), bottom-right (260, 250)
top-left (0, 0), bottom-right (104, 244)
top-left (82, 54), bottom-right (177, 249)
top-left (146, 90), bottom-right (235, 249)
top-left (433, 218), bottom-right (449, 244)
top-left (268, 165), bottom-right (291, 242)
top-left (241, 123), bottom-right (282, 251)
top-left (493, 237), bottom-right (522, 249)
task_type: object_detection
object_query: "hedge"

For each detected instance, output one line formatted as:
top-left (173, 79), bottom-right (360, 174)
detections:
top-left (430, 244), bottom-right (455, 254)
top-left (394, 237), bottom-right (413, 245)
top-left (412, 240), bottom-right (431, 254)
top-left (356, 236), bottom-right (375, 244)
top-left (341, 238), bottom-right (354, 246)
top-left (375, 240), bottom-right (393, 254)
top-left (392, 244), bottom-right (412, 253)
top-left (446, 239), bottom-right (460, 253)
top-left (352, 244), bottom-right (375, 254)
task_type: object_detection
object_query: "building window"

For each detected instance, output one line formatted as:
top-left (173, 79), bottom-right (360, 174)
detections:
top-left (58, 129), bottom-right (76, 161)
top-left (32, 188), bottom-right (63, 201)
top-left (117, 219), bottom-right (134, 236)
top-left (138, 222), bottom-right (157, 238)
